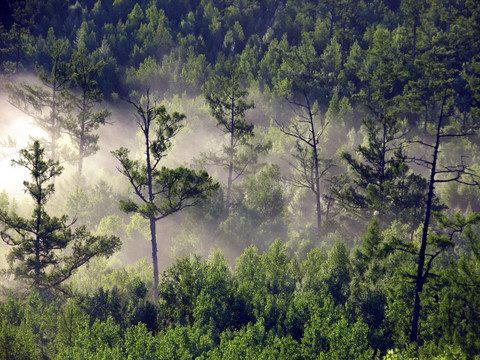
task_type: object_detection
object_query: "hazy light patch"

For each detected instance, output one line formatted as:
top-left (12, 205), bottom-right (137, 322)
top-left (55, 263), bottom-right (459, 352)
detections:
top-left (0, 97), bottom-right (47, 199)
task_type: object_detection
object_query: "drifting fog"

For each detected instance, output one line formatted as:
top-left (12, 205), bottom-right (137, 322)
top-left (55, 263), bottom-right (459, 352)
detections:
top-left (0, 75), bottom-right (235, 272)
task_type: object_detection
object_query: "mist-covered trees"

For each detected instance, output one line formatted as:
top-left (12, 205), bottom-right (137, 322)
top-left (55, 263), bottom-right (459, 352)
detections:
top-left (0, 141), bottom-right (120, 292)
top-left (274, 38), bottom-right (332, 237)
top-left (6, 28), bottom-right (71, 160)
top-left (203, 56), bottom-right (270, 213)
top-left (65, 40), bottom-right (111, 176)
top-left (1, 0), bottom-right (480, 358)
top-left (112, 92), bottom-right (218, 301)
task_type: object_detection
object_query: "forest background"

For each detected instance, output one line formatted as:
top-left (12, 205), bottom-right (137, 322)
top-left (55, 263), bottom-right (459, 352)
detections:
top-left (0, 0), bottom-right (480, 358)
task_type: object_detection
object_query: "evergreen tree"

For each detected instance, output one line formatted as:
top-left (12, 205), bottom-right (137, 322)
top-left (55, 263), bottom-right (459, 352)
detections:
top-left (65, 40), bottom-right (111, 176)
top-left (6, 27), bottom-right (72, 160)
top-left (112, 91), bottom-right (219, 301)
top-left (0, 0), bottom-right (35, 74)
top-left (203, 56), bottom-right (270, 213)
top-left (334, 115), bottom-right (429, 232)
top-left (0, 141), bottom-right (120, 292)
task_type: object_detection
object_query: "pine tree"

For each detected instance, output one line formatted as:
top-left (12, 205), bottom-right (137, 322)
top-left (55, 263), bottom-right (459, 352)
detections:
top-left (6, 27), bottom-right (72, 160)
top-left (112, 91), bottom-right (219, 301)
top-left (0, 141), bottom-right (120, 292)
top-left (203, 56), bottom-right (270, 213)
top-left (65, 41), bottom-right (111, 176)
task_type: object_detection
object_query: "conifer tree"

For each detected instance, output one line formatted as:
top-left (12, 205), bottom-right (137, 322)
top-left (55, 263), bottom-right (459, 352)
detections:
top-left (0, 141), bottom-right (120, 292)
top-left (65, 38), bottom-right (111, 176)
top-left (6, 27), bottom-right (72, 160)
top-left (203, 56), bottom-right (270, 213)
top-left (112, 91), bottom-right (219, 301)
top-left (0, 0), bottom-right (35, 73)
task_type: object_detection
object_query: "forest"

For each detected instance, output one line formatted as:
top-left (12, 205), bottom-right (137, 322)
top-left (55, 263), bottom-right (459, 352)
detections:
top-left (0, 0), bottom-right (479, 358)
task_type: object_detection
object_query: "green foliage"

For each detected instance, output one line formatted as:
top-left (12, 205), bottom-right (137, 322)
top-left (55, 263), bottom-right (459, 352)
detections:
top-left (335, 116), bottom-right (428, 231)
top-left (217, 164), bottom-right (287, 252)
top-left (65, 43), bottom-right (111, 175)
top-left (0, 141), bottom-right (120, 291)
top-left (202, 55), bottom-right (270, 211)
top-left (302, 298), bottom-right (374, 359)
top-left (1, 0), bottom-right (480, 358)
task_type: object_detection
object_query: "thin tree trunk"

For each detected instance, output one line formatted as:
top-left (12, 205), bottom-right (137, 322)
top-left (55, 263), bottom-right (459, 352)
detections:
top-left (144, 103), bottom-right (160, 302)
top-left (307, 96), bottom-right (322, 236)
top-left (225, 92), bottom-right (235, 213)
top-left (78, 89), bottom-right (86, 176)
top-left (51, 81), bottom-right (57, 161)
top-left (150, 217), bottom-right (159, 302)
top-left (35, 205), bottom-right (41, 287)
top-left (410, 90), bottom-right (446, 343)
top-left (380, 118), bottom-right (387, 192)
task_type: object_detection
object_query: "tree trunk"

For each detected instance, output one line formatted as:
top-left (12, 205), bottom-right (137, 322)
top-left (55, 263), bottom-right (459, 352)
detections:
top-left (34, 205), bottom-right (41, 287)
top-left (150, 216), bottom-right (160, 302)
top-left (410, 90), bottom-right (446, 343)
top-left (144, 106), bottom-right (160, 302)
top-left (78, 89), bottom-right (87, 176)
top-left (225, 92), bottom-right (235, 213)
top-left (51, 80), bottom-right (57, 161)
top-left (307, 97), bottom-right (322, 236)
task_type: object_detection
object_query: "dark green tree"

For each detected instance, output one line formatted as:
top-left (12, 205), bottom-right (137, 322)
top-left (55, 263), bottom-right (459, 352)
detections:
top-left (0, 0), bottom-right (35, 74)
top-left (112, 92), bottom-right (219, 301)
top-left (334, 115), bottom-right (429, 232)
top-left (0, 141), bottom-right (120, 292)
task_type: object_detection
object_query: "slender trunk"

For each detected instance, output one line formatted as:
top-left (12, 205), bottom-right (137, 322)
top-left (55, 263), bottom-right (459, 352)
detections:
top-left (34, 204), bottom-right (41, 287)
top-left (51, 80), bottom-right (57, 161)
top-left (410, 90), bottom-right (446, 343)
top-left (380, 117), bottom-right (387, 192)
top-left (307, 96), bottom-right (322, 236)
top-left (150, 216), bottom-right (159, 302)
top-left (314, 151), bottom-right (322, 237)
top-left (144, 106), bottom-right (160, 302)
top-left (34, 147), bottom-right (42, 287)
top-left (78, 89), bottom-right (86, 176)
top-left (225, 92), bottom-right (235, 213)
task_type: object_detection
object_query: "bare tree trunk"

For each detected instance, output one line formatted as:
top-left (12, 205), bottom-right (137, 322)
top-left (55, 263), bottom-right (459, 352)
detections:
top-left (307, 97), bottom-right (322, 236)
top-left (410, 90), bottom-right (446, 343)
